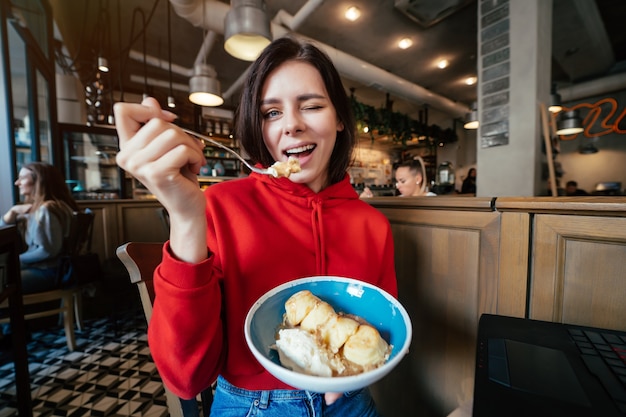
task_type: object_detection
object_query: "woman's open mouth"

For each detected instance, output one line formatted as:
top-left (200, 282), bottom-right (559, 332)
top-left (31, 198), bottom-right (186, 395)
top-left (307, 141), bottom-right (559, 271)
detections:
top-left (285, 144), bottom-right (316, 158)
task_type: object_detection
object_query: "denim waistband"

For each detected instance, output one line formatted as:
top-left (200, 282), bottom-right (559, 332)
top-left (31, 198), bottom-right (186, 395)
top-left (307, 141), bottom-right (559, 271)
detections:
top-left (216, 375), bottom-right (320, 401)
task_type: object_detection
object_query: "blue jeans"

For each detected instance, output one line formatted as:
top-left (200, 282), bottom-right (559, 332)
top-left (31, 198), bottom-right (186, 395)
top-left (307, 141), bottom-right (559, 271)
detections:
top-left (211, 376), bottom-right (381, 417)
top-left (21, 266), bottom-right (58, 294)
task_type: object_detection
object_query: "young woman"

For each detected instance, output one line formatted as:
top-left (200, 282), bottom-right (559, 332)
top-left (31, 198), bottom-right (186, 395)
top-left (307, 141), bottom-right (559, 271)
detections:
top-left (114, 37), bottom-right (397, 416)
top-left (361, 157), bottom-right (435, 198)
top-left (1, 162), bottom-right (78, 294)
top-left (394, 158), bottom-right (436, 197)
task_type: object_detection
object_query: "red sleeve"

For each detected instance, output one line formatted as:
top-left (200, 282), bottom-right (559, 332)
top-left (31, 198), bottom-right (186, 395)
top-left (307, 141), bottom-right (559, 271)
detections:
top-left (147, 242), bottom-right (225, 399)
top-left (380, 219), bottom-right (398, 298)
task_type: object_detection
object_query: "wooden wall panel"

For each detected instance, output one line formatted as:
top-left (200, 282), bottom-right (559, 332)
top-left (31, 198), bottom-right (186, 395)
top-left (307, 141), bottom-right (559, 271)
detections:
top-left (496, 212), bottom-right (530, 317)
top-left (530, 214), bottom-right (626, 331)
top-left (77, 201), bottom-right (118, 261)
top-left (117, 202), bottom-right (169, 244)
top-left (78, 200), bottom-right (166, 263)
top-left (371, 205), bottom-right (500, 417)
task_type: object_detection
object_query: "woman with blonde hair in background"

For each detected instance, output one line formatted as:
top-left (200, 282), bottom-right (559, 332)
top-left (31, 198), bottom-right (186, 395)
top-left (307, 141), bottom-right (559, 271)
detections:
top-left (361, 156), bottom-right (435, 198)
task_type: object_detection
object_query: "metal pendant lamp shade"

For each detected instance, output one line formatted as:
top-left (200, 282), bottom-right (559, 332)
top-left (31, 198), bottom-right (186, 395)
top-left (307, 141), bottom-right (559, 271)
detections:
top-left (97, 56), bottom-right (109, 72)
top-left (224, 0), bottom-right (272, 61)
top-left (189, 64), bottom-right (224, 107)
top-left (556, 109), bottom-right (584, 135)
top-left (548, 83), bottom-right (562, 113)
top-left (548, 92), bottom-right (562, 113)
top-left (463, 102), bottom-right (479, 129)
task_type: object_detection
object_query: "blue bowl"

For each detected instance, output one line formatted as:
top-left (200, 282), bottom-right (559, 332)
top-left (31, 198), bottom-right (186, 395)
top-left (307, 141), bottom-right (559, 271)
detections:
top-left (244, 276), bottom-right (412, 393)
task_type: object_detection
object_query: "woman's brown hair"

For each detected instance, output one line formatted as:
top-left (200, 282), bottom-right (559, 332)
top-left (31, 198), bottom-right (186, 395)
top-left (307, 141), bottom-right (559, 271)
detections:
top-left (235, 36), bottom-right (356, 186)
top-left (21, 162), bottom-right (79, 215)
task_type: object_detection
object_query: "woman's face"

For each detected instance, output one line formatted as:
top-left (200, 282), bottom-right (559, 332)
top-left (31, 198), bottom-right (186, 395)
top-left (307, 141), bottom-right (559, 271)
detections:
top-left (260, 60), bottom-right (344, 193)
top-left (15, 168), bottom-right (35, 198)
top-left (395, 166), bottom-right (421, 197)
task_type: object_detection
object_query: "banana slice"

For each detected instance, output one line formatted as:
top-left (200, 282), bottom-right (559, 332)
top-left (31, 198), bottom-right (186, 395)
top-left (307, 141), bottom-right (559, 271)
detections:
top-left (300, 300), bottom-right (336, 332)
top-left (321, 315), bottom-right (360, 354)
top-left (279, 290), bottom-right (391, 376)
top-left (284, 290), bottom-right (319, 326)
top-left (342, 324), bottom-right (390, 367)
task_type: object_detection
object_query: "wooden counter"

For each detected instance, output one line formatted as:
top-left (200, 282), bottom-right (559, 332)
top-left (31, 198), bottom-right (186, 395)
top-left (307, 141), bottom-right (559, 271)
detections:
top-left (77, 199), bottom-right (168, 262)
top-left (367, 196), bottom-right (626, 417)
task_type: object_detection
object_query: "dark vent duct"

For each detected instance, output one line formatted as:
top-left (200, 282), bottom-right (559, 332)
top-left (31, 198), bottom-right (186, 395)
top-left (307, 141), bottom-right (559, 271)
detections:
top-left (394, 0), bottom-right (474, 28)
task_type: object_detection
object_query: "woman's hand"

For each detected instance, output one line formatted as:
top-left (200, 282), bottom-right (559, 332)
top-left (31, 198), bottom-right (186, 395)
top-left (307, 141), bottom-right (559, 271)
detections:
top-left (359, 187), bottom-right (373, 198)
top-left (2, 203), bottom-right (32, 224)
top-left (324, 392), bottom-right (342, 405)
top-left (114, 97), bottom-right (208, 263)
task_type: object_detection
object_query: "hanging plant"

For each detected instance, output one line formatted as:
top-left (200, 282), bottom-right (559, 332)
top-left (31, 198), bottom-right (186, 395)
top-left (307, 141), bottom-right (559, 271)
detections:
top-left (349, 95), bottom-right (457, 146)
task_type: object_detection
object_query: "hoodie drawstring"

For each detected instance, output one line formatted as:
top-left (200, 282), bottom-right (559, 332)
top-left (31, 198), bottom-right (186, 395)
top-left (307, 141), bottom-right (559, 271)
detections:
top-left (310, 199), bottom-right (326, 275)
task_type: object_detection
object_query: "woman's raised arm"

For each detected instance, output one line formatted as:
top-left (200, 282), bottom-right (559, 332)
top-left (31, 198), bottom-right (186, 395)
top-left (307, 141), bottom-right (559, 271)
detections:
top-left (114, 97), bottom-right (208, 263)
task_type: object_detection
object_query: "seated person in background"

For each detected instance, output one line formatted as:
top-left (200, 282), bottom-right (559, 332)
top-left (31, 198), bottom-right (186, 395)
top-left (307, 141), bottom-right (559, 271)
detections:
top-left (1, 162), bottom-right (78, 293)
top-left (360, 157), bottom-right (435, 198)
top-left (0, 162), bottom-right (79, 339)
top-left (565, 180), bottom-right (589, 196)
top-left (461, 167), bottom-right (476, 195)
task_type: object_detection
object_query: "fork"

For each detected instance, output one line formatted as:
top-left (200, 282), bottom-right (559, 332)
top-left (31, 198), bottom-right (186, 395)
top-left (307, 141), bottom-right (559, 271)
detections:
top-left (181, 128), bottom-right (279, 177)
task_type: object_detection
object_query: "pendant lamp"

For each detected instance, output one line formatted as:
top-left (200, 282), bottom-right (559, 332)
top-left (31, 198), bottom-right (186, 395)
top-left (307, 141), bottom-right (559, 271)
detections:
top-left (224, 0), bottom-right (272, 61)
top-left (548, 83), bottom-right (562, 113)
top-left (556, 110), bottom-right (583, 135)
top-left (97, 56), bottom-right (109, 72)
top-left (166, 1), bottom-right (175, 108)
top-left (463, 102), bottom-right (479, 130)
top-left (189, 63), bottom-right (224, 106)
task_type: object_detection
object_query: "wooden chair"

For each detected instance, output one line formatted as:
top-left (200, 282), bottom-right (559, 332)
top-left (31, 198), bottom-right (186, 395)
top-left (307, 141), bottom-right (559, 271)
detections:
top-left (0, 210), bottom-right (98, 351)
top-left (0, 225), bottom-right (33, 416)
top-left (116, 242), bottom-right (212, 417)
top-left (61, 210), bottom-right (102, 331)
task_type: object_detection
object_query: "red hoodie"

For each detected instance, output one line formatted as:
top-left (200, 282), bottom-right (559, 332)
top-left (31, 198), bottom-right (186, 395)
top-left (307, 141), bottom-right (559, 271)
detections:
top-left (149, 172), bottom-right (397, 399)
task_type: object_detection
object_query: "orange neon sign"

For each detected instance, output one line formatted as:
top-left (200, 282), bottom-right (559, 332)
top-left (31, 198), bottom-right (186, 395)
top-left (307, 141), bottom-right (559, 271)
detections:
top-left (556, 97), bottom-right (626, 140)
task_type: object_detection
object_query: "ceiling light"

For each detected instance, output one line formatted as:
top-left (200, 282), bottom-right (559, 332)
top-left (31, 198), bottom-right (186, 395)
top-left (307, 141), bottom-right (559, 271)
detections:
top-left (398, 38), bottom-right (413, 49)
top-left (463, 102), bottom-right (479, 129)
top-left (548, 94), bottom-right (562, 113)
top-left (224, 0), bottom-right (272, 61)
top-left (437, 59), bottom-right (449, 69)
top-left (189, 64), bottom-right (224, 107)
top-left (166, 2), bottom-right (175, 109)
top-left (345, 6), bottom-right (361, 21)
top-left (465, 76), bottom-right (477, 85)
top-left (97, 56), bottom-right (109, 72)
top-left (556, 110), bottom-right (583, 135)
top-left (548, 84), bottom-right (562, 113)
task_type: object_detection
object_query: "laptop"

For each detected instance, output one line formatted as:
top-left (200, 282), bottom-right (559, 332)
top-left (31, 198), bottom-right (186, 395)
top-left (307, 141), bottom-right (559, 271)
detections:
top-left (473, 314), bottom-right (626, 417)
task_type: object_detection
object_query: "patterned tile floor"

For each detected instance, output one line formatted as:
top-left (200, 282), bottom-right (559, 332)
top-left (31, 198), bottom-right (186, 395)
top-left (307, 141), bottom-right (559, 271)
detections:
top-left (0, 309), bottom-right (172, 416)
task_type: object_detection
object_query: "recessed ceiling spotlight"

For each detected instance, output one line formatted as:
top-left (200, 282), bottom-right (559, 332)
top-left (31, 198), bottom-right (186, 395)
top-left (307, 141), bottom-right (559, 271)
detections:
top-left (437, 59), bottom-right (449, 69)
top-left (345, 6), bottom-right (361, 21)
top-left (465, 76), bottom-right (477, 85)
top-left (398, 38), bottom-right (413, 49)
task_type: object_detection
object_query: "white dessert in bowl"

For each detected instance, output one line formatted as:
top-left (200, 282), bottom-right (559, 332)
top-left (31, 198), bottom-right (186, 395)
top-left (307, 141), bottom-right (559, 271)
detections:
top-left (244, 276), bottom-right (412, 392)
top-left (275, 290), bottom-right (390, 377)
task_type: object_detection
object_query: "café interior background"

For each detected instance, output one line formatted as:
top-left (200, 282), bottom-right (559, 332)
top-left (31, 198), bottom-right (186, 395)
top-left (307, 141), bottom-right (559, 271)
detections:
top-left (2, 0), bottom-right (626, 205)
